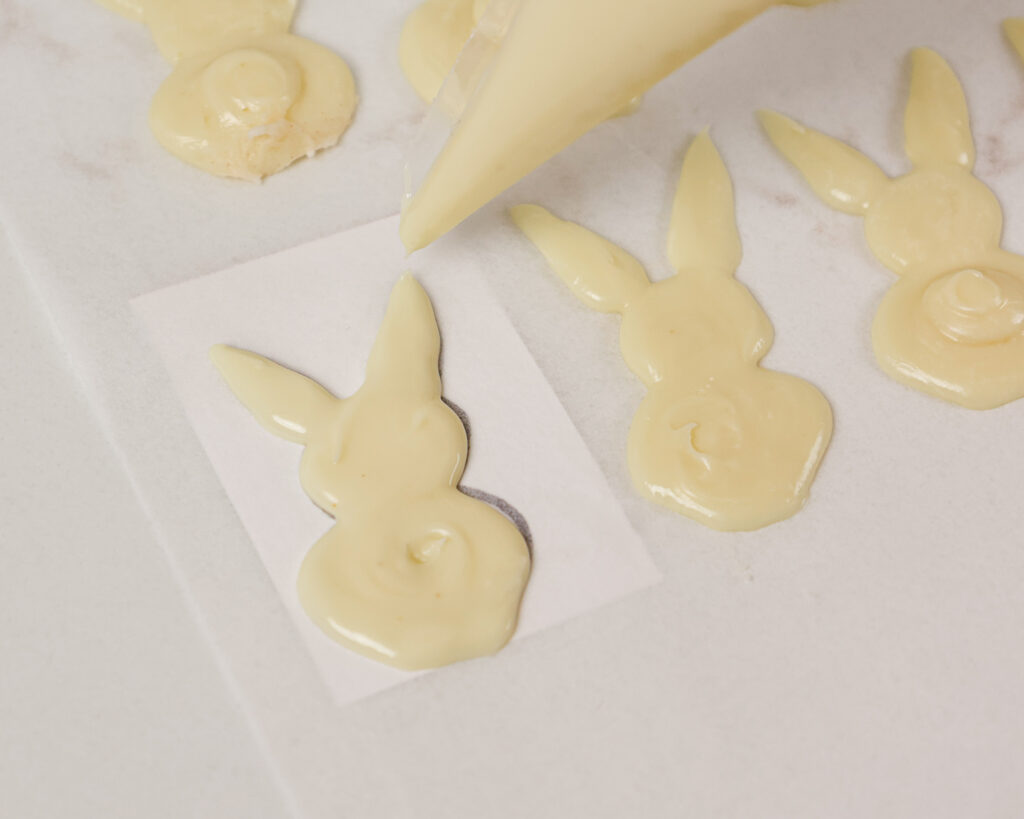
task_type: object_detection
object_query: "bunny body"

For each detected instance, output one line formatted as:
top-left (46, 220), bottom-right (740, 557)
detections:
top-left (94, 0), bottom-right (359, 180)
top-left (762, 49), bottom-right (1024, 410)
top-left (211, 275), bottom-right (531, 670)
top-left (513, 134), bottom-right (832, 531)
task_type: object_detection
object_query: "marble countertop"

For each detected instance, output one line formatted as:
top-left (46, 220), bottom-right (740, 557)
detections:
top-left (3, 0), bottom-right (1024, 816)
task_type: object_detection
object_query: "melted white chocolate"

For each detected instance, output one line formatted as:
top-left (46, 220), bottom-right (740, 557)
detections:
top-left (143, 0), bottom-right (296, 63)
top-left (399, 0), bottom-right (483, 104)
top-left (512, 133), bottom-right (832, 532)
top-left (1007, 20), bottom-right (1024, 66)
top-left (398, 0), bottom-right (640, 117)
top-left (94, 0), bottom-right (356, 180)
top-left (400, 0), bottom-right (827, 251)
top-left (210, 275), bottom-right (531, 670)
top-left (150, 33), bottom-right (357, 181)
top-left (762, 48), bottom-right (1024, 410)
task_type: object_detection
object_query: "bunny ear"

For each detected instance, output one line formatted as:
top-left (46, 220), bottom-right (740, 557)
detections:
top-left (511, 204), bottom-right (650, 314)
top-left (364, 274), bottom-right (443, 398)
top-left (759, 109), bottom-right (889, 215)
top-left (210, 345), bottom-right (337, 444)
top-left (667, 131), bottom-right (742, 276)
top-left (905, 48), bottom-right (975, 170)
top-left (1006, 19), bottom-right (1024, 63)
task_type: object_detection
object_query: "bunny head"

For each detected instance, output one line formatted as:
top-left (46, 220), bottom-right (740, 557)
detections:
top-left (761, 49), bottom-right (1005, 276)
top-left (512, 134), bottom-right (774, 389)
top-left (211, 275), bottom-right (469, 518)
top-left (762, 49), bottom-right (1024, 409)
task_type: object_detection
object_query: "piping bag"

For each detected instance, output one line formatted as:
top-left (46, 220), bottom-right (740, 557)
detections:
top-left (400, 0), bottom-right (828, 252)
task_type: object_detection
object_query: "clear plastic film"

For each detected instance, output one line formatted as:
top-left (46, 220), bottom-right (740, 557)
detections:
top-left (403, 0), bottom-right (522, 207)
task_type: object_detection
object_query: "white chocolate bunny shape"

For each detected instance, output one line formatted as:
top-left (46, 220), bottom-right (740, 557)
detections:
top-left (210, 275), bottom-right (530, 670)
top-left (513, 134), bottom-right (833, 532)
top-left (94, 0), bottom-right (358, 180)
top-left (761, 49), bottom-right (1024, 410)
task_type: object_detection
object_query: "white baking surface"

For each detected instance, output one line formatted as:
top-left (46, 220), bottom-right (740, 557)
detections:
top-left (0, 231), bottom-right (290, 819)
top-left (132, 215), bottom-right (660, 706)
top-left (2, 0), bottom-right (1024, 817)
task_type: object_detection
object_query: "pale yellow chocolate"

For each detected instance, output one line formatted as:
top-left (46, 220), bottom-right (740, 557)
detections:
top-left (1005, 19), bottom-right (1024, 64)
top-left (512, 134), bottom-right (832, 532)
top-left (210, 276), bottom-right (531, 670)
top-left (94, 0), bottom-right (355, 181)
top-left (150, 33), bottom-right (356, 181)
top-left (143, 0), bottom-right (296, 63)
top-left (398, 0), bottom-right (639, 116)
top-left (761, 49), bottom-right (1024, 410)
top-left (399, 0), bottom-right (483, 104)
top-left (400, 0), bottom-right (828, 251)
